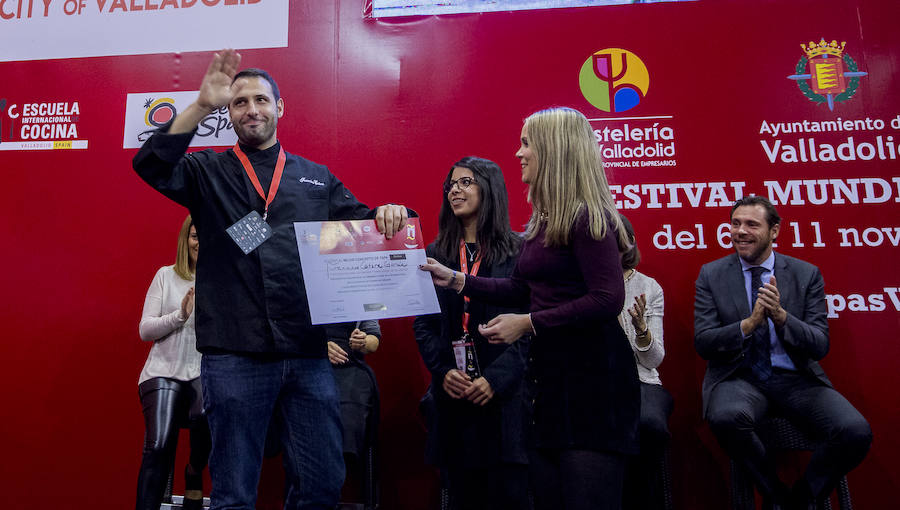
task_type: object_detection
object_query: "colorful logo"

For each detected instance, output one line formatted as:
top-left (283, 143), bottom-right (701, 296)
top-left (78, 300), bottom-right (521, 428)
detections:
top-left (143, 97), bottom-right (177, 128)
top-left (124, 91), bottom-right (236, 149)
top-left (787, 39), bottom-right (867, 111)
top-left (579, 48), bottom-right (649, 113)
top-left (0, 98), bottom-right (88, 151)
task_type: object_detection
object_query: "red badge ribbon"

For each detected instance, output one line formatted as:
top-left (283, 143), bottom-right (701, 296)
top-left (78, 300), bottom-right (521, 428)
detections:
top-left (458, 239), bottom-right (482, 333)
top-left (233, 143), bottom-right (286, 221)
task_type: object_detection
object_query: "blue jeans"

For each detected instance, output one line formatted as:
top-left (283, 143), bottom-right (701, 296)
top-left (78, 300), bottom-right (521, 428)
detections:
top-left (201, 354), bottom-right (345, 510)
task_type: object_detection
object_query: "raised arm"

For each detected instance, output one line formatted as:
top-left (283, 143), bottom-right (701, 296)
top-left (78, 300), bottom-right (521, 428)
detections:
top-left (131, 50), bottom-right (240, 207)
top-left (169, 49), bottom-right (242, 135)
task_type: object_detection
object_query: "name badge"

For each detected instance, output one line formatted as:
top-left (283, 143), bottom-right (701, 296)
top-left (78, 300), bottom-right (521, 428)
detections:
top-left (226, 211), bottom-right (272, 254)
top-left (451, 333), bottom-right (481, 378)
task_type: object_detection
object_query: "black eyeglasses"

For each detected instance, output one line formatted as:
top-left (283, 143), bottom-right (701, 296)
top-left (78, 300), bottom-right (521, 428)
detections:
top-left (444, 177), bottom-right (477, 193)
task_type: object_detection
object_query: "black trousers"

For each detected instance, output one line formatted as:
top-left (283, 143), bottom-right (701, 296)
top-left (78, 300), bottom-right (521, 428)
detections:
top-left (446, 462), bottom-right (530, 510)
top-left (135, 377), bottom-right (211, 510)
top-left (530, 448), bottom-right (625, 510)
top-left (707, 369), bottom-right (871, 501)
top-left (623, 382), bottom-right (673, 510)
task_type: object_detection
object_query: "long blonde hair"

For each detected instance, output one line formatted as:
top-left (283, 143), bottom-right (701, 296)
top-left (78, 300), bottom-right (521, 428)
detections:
top-left (173, 214), bottom-right (195, 281)
top-left (523, 107), bottom-right (626, 248)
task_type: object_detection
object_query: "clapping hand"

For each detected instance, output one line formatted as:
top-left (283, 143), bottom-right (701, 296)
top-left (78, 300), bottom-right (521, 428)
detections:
top-left (180, 287), bottom-right (195, 319)
top-left (627, 293), bottom-right (647, 332)
top-left (757, 275), bottom-right (787, 327)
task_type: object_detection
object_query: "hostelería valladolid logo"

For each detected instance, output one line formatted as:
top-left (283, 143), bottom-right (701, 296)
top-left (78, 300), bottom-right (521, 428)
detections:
top-left (787, 38), bottom-right (867, 111)
top-left (579, 48), bottom-right (649, 113)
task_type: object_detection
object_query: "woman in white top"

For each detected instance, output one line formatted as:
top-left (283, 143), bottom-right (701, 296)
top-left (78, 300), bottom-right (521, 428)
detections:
top-left (618, 214), bottom-right (674, 510)
top-left (136, 215), bottom-right (209, 510)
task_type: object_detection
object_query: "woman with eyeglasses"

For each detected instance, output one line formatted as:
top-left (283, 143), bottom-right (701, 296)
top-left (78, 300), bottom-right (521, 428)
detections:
top-left (421, 108), bottom-right (639, 510)
top-left (136, 215), bottom-right (210, 510)
top-left (413, 156), bottom-right (531, 510)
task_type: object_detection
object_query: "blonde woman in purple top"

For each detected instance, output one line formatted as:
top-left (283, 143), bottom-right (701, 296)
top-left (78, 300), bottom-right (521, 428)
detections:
top-left (421, 107), bottom-right (639, 510)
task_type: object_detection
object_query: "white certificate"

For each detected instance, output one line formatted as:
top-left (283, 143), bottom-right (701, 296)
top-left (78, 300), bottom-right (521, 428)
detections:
top-left (294, 218), bottom-right (441, 324)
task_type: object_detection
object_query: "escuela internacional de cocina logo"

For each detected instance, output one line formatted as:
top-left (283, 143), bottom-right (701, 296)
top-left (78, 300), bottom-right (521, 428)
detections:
top-left (578, 48), bottom-right (649, 113)
top-left (787, 38), bottom-right (868, 111)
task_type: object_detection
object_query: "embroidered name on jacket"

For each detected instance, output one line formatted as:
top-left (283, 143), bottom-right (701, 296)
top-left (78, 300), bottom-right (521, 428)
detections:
top-left (299, 177), bottom-right (325, 186)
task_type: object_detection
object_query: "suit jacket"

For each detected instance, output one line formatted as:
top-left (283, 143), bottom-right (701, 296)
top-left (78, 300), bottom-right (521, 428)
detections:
top-left (694, 252), bottom-right (831, 417)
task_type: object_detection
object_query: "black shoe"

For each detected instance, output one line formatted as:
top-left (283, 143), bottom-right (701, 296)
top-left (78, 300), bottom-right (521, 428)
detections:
top-left (787, 480), bottom-right (817, 510)
top-left (182, 497), bottom-right (204, 510)
top-left (183, 464), bottom-right (204, 510)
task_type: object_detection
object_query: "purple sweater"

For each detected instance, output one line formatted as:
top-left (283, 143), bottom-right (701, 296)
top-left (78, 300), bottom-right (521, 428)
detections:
top-left (464, 214), bottom-right (625, 334)
top-left (462, 213), bottom-right (638, 453)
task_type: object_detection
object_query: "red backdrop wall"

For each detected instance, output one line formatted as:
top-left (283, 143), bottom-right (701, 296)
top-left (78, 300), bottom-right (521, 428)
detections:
top-left (1, 0), bottom-right (896, 508)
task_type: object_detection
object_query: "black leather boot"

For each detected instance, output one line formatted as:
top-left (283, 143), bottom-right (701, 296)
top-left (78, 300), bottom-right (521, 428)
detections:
top-left (182, 464), bottom-right (204, 510)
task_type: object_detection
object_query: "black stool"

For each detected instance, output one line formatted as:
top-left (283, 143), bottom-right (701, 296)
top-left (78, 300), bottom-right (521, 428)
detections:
top-left (730, 415), bottom-right (852, 510)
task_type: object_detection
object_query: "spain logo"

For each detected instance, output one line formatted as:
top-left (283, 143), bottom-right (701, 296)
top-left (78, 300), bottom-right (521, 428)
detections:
top-left (143, 97), bottom-right (177, 128)
top-left (787, 38), bottom-right (867, 111)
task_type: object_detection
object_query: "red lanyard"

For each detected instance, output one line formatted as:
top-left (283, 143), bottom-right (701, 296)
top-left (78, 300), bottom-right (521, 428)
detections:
top-left (459, 239), bottom-right (482, 333)
top-left (233, 143), bottom-right (286, 221)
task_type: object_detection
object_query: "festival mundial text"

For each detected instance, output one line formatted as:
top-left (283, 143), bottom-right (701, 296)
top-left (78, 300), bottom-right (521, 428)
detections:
top-left (609, 177), bottom-right (900, 250)
top-left (609, 177), bottom-right (900, 319)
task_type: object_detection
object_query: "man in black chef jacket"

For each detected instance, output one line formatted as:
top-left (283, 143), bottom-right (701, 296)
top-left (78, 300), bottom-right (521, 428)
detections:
top-left (133, 49), bottom-right (408, 510)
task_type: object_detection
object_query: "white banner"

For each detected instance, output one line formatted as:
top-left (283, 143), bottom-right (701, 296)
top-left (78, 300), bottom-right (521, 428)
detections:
top-left (1, 0), bottom-right (288, 62)
top-left (370, 0), bottom-right (693, 18)
top-left (294, 219), bottom-right (440, 325)
top-left (123, 90), bottom-right (237, 148)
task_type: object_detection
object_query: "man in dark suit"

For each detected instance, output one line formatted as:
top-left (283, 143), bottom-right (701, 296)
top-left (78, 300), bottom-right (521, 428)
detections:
top-left (694, 196), bottom-right (871, 509)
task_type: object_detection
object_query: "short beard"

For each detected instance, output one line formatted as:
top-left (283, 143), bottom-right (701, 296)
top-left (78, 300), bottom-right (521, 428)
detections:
top-left (738, 240), bottom-right (771, 265)
top-left (233, 120), bottom-right (275, 149)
